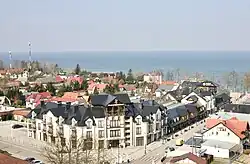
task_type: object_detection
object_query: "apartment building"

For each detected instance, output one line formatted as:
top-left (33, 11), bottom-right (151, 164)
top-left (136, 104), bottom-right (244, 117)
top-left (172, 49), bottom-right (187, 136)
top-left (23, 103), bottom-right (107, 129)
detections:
top-left (26, 94), bottom-right (169, 149)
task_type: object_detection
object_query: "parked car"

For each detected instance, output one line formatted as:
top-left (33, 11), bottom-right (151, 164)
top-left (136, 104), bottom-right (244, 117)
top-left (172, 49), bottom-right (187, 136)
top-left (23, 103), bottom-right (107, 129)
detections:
top-left (31, 160), bottom-right (44, 164)
top-left (12, 124), bottom-right (24, 129)
top-left (165, 146), bottom-right (175, 153)
top-left (24, 157), bottom-right (35, 162)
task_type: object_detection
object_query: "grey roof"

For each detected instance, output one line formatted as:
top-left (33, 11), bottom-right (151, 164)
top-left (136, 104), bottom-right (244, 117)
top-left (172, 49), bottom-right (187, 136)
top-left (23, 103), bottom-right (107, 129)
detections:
top-left (223, 104), bottom-right (250, 114)
top-left (158, 84), bottom-right (174, 91)
top-left (114, 93), bottom-right (131, 104)
top-left (185, 137), bottom-right (203, 147)
top-left (185, 104), bottom-right (198, 117)
top-left (201, 140), bottom-right (236, 149)
top-left (200, 91), bottom-right (212, 97)
top-left (27, 101), bottom-right (105, 127)
top-left (90, 94), bottom-right (116, 106)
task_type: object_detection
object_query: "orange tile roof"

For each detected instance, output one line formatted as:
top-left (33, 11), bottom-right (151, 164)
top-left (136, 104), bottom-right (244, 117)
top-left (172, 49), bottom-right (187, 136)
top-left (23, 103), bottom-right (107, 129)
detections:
top-left (161, 80), bottom-right (177, 85)
top-left (12, 110), bottom-right (31, 117)
top-left (206, 117), bottom-right (248, 139)
top-left (0, 153), bottom-right (28, 164)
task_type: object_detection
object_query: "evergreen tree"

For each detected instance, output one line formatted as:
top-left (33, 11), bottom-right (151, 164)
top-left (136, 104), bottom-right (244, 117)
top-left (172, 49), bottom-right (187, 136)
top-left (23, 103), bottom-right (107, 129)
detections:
top-left (73, 81), bottom-right (80, 91)
top-left (81, 80), bottom-right (89, 90)
top-left (47, 82), bottom-right (56, 95)
top-left (75, 64), bottom-right (81, 75)
top-left (126, 69), bottom-right (134, 84)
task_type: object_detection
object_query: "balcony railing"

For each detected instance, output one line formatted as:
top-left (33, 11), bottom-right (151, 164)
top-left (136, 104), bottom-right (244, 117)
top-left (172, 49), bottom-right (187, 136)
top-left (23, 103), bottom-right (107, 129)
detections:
top-left (58, 126), bottom-right (64, 136)
top-left (71, 127), bottom-right (77, 139)
top-left (48, 126), bottom-right (53, 134)
top-left (28, 124), bottom-right (36, 130)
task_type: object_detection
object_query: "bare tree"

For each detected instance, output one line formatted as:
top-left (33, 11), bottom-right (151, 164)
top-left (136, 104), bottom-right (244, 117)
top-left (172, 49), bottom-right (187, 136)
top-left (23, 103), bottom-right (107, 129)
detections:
top-left (42, 137), bottom-right (109, 164)
top-left (244, 72), bottom-right (250, 91)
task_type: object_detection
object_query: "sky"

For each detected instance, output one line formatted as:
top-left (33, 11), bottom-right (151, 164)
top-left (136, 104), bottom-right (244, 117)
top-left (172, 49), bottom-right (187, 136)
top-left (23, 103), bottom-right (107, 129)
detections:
top-left (1, 0), bottom-right (250, 52)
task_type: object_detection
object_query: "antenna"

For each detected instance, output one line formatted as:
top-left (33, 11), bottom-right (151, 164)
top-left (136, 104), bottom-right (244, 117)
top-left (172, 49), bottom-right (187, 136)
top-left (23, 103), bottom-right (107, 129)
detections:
top-left (28, 41), bottom-right (32, 70)
top-left (9, 50), bottom-right (12, 69)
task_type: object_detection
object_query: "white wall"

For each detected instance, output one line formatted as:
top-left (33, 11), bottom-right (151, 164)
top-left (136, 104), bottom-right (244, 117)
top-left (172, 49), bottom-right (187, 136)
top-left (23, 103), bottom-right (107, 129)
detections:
top-left (203, 123), bottom-right (241, 144)
top-left (202, 145), bottom-right (229, 158)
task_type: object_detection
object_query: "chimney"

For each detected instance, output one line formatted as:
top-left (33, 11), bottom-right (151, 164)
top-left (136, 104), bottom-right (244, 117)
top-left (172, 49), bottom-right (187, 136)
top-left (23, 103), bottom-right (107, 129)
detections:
top-left (65, 102), bottom-right (71, 113)
top-left (58, 101), bottom-right (62, 107)
top-left (141, 103), bottom-right (144, 109)
top-left (152, 100), bottom-right (155, 106)
top-left (41, 100), bottom-right (45, 108)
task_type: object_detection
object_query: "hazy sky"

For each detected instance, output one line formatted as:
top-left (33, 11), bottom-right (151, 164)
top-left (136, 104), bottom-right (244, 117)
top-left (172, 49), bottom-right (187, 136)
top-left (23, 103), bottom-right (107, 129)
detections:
top-left (1, 0), bottom-right (250, 52)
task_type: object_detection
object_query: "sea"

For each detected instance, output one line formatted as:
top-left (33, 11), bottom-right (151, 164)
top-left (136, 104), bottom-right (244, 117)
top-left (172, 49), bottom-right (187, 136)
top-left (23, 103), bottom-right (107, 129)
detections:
top-left (0, 51), bottom-right (250, 77)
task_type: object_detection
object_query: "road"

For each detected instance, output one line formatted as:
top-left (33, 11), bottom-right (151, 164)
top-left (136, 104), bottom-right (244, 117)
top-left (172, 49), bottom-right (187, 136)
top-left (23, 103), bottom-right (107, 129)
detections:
top-left (133, 121), bottom-right (206, 164)
top-left (0, 138), bottom-right (44, 161)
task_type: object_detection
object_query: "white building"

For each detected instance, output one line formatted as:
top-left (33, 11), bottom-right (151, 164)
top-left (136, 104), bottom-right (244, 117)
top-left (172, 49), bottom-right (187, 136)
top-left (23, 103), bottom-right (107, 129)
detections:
top-left (27, 94), bottom-right (167, 149)
top-left (143, 73), bottom-right (163, 84)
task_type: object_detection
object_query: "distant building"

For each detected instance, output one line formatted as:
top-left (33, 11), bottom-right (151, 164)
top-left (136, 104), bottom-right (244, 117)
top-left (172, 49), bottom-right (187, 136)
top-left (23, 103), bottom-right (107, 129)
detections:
top-left (143, 72), bottom-right (163, 84)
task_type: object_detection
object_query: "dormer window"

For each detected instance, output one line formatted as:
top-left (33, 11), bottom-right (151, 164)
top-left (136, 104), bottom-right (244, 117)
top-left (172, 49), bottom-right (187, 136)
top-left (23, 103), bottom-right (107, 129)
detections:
top-left (136, 118), bottom-right (141, 125)
top-left (86, 121), bottom-right (92, 129)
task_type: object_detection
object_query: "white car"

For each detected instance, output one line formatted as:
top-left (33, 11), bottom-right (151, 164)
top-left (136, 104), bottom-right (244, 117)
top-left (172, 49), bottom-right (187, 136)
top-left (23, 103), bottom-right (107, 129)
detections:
top-left (32, 160), bottom-right (44, 164)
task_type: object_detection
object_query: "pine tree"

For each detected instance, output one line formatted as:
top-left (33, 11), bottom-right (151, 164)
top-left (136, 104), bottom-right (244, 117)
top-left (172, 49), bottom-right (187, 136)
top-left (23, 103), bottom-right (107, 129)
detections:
top-left (75, 64), bottom-right (81, 75)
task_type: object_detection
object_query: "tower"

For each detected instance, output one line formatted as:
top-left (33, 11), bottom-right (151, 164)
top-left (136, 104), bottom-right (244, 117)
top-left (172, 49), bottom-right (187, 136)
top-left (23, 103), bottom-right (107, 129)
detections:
top-left (9, 50), bottom-right (12, 69)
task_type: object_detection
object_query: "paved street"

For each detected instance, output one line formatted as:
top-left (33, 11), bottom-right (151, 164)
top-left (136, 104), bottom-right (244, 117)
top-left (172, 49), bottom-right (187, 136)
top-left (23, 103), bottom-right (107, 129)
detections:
top-left (0, 120), bottom-right (205, 164)
top-left (133, 121), bottom-right (206, 164)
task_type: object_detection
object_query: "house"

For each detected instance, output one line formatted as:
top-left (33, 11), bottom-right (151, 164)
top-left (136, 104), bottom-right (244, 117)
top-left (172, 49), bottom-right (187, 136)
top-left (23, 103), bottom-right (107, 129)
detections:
top-left (162, 152), bottom-right (207, 164)
top-left (222, 104), bottom-right (250, 114)
top-left (0, 153), bottom-right (28, 164)
top-left (143, 72), bottom-right (163, 84)
top-left (155, 83), bottom-right (177, 98)
top-left (215, 93), bottom-right (231, 109)
top-left (201, 117), bottom-right (248, 158)
top-left (87, 83), bottom-right (107, 94)
top-left (26, 92), bottom-right (52, 109)
top-left (26, 93), bottom-right (170, 149)
top-left (12, 109), bottom-right (31, 122)
top-left (27, 93), bottom-right (132, 149)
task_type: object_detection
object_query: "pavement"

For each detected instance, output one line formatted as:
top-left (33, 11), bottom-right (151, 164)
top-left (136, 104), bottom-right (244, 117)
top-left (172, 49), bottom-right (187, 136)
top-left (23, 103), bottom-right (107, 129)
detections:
top-left (132, 121), bottom-right (206, 164)
top-left (0, 120), bottom-right (206, 164)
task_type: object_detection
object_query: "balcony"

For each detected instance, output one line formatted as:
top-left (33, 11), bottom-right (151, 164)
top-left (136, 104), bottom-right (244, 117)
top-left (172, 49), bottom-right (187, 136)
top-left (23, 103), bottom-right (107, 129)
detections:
top-left (58, 126), bottom-right (64, 136)
top-left (71, 128), bottom-right (77, 139)
top-left (28, 124), bottom-right (36, 131)
top-left (48, 126), bottom-right (53, 134)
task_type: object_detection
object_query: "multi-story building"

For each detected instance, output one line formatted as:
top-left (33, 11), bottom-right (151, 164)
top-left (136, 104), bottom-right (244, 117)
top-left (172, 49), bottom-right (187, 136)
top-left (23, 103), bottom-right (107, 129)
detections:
top-left (26, 94), bottom-right (169, 149)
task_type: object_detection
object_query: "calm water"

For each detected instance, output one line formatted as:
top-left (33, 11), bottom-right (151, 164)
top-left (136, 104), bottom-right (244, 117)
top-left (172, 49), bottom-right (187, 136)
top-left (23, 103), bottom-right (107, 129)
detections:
top-left (0, 51), bottom-right (250, 74)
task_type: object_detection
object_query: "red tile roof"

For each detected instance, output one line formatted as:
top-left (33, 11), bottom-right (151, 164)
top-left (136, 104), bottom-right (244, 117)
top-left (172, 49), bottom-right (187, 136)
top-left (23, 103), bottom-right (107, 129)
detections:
top-left (0, 153), bottom-right (28, 164)
top-left (206, 117), bottom-right (248, 139)
top-left (12, 109), bottom-right (31, 117)
top-left (168, 152), bottom-right (207, 164)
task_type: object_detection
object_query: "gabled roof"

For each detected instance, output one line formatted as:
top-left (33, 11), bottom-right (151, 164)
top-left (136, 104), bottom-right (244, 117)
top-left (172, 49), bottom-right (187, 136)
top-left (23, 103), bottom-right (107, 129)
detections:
top-left (114, 93), bottom-right (131, 104)
top-left (206, 117), bottom-right (248, 139)
top-left (224, 104), bottom-right (250, 114)
top-left (90, 94), bottom-right (116, 106)
top-left (164, 152), bottom-right (207, 164)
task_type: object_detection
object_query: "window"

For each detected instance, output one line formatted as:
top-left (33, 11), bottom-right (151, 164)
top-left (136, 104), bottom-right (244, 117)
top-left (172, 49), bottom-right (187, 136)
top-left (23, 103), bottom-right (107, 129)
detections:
top-left (86, 121), bottom-right (92, 129)
top-left (86, 131), bottom-right (92, 139)
top-left (136, 118), bottom-right (141, 125)
top-left (136, 137), bottom-right (144, 146)
top-left (110, 120), bottom-right (120, 128)
top-left (136, 127), bottom-right (141, 135)
top-left (228, 132), bottom-right (230, 136)
top-left (110, 130), bottom-right (121, 137)
top-left (98, 120), bottom-right (104, 128)
top-left (216, 132), bottom-right (218, 135)
top-left (38, 123), bottom-right (41, 130)
top-left (98, 130), bottom-right (104, 138)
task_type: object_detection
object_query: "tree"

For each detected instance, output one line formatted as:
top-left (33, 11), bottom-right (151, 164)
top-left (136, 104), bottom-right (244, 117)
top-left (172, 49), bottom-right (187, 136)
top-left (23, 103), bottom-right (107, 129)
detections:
top-left (73, 81), bottom-right (80, 91)
top-left (104, 84), bottom-right (115, 94)
top-left (93, 87), bottom-right (99, 95)
top-left (126, 69), bottom-right (134, 84)
top-left (75, 64), bottom-right (81, 75)
top-left (42, 137), bottom-right (108, 164)
top-left (244, 72), bottom-right (250, 91)
top-left (47, 82), bottom-right (56, 95)
top-left (81, 80), bottom-right (89, 91)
